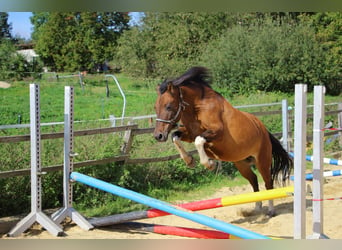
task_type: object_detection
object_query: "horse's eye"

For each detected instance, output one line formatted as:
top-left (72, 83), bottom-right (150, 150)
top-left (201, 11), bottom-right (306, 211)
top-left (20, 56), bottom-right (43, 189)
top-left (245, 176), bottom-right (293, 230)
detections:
top-left (166, 104), bottom-right (172, 111)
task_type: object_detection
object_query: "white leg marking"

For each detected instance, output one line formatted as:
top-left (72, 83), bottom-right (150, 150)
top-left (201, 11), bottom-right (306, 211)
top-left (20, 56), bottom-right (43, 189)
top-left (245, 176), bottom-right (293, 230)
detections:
top-left (173, 136), bottom-right (194, 167)
top-left (195, 136), bottom-right (208, 165)
top-left (194, 136), bottom-right (215, 170)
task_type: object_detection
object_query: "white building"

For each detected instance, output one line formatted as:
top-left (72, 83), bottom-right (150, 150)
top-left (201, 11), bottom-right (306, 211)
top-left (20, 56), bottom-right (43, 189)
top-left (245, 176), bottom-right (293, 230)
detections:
top-left (17, 49), bottom-right (39, 63)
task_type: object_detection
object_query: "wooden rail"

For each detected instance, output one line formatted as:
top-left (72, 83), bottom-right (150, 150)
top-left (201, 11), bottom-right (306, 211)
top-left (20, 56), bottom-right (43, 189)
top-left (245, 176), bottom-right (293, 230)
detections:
top-left (0, 124), bottom-right (138, 143)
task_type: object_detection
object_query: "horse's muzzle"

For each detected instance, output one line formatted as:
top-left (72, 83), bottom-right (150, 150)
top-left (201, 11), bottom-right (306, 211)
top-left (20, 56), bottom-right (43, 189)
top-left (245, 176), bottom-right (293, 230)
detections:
top-left (154, 131), bottom-right (169, 142)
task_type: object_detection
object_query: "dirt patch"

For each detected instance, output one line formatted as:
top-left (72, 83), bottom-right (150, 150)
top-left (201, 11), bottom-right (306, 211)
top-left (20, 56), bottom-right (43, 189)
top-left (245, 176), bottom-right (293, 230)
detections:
top-left (1, 166), bottom-right (342, 239)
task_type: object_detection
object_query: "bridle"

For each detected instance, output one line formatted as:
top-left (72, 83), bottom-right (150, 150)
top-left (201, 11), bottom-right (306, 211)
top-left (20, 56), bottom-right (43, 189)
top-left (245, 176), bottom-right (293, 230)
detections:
top-left (156, 87), bottom-right (188, 126)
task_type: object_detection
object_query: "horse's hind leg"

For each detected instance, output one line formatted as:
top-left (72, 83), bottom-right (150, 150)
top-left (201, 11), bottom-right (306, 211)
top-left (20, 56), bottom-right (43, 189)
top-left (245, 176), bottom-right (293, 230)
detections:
top-left (255, 152), bottom-right (275, 217)
top-left (234, 159), bottom-right (262, 211)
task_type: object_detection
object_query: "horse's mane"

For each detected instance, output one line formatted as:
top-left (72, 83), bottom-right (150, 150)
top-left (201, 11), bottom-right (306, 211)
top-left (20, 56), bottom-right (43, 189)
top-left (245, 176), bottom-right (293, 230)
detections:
top-left (159, 67), bottom-right (212, 94)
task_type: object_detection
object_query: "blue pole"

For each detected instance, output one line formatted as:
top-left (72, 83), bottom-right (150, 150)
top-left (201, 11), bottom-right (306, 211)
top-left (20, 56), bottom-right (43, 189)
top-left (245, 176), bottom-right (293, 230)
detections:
top-left (70, 172), bottom-right (270, 239)
top-left (289, 152), bottom-right (342, 166)
top-left (291, 169), bottom-right (342, 181)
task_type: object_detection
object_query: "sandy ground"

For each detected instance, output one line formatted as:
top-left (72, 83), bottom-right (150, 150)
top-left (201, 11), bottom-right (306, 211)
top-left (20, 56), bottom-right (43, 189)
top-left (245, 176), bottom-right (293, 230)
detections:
top-left (1, 163), bottom-right (342, 240)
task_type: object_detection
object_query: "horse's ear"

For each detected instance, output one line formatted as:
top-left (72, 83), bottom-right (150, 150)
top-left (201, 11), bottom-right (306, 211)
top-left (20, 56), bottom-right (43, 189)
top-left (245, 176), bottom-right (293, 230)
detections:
top-left (167, 82), bottom-right (176, 94)
top-left (156, 84), bottom-right (161, 94)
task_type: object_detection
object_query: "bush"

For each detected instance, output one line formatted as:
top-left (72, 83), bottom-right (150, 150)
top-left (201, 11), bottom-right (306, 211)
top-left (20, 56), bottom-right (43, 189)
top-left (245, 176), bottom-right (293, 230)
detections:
top-left (0, 40), bottom-right (30, 80)
top-left (200, 19), bottom-right (337, 95)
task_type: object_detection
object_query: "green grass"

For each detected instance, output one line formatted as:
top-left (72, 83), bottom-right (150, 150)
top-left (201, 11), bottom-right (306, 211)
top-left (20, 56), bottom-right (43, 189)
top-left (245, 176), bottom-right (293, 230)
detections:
top-left (0, 73), bottom-right (158, 129)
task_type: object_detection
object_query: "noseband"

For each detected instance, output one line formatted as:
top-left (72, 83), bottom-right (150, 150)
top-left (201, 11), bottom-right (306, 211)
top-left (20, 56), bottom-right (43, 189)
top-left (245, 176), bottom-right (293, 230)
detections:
top-left (156, 87), bottom-right (188, 125)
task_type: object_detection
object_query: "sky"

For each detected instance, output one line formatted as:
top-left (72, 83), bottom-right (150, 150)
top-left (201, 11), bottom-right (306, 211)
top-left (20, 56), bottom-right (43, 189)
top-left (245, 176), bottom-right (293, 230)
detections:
top-left (8, 12), bottom-right (33, 40)
top-left (7, 12), bottom-right (144, 40)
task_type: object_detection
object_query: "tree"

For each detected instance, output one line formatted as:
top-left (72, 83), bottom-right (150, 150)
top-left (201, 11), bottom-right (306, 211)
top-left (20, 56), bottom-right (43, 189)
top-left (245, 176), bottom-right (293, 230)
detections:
top-left (0, 12), bottom-right (12, 40)
top-left (300, 12), bottom-right (341, 95)
top-left (32, 12), bottom-right (129, 72)
top-left (115, 12), bottom-right (240, 78)
top-left (79, 12), bottom-right (129, 71)
top-left (30, 12), bottom-right (50, 40)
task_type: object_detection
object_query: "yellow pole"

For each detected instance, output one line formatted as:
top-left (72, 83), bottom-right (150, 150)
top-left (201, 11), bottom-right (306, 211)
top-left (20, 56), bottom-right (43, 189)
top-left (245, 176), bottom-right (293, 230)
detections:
top-left (221, 186), bottom-right (294, 207)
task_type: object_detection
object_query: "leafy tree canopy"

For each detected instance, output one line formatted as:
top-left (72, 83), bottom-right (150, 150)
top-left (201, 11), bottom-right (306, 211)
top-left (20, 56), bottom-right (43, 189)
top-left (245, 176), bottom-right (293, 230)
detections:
top-left (32, 12), bottom-right (129, 72)
top-left (0, 12), bottom-right (12, 40)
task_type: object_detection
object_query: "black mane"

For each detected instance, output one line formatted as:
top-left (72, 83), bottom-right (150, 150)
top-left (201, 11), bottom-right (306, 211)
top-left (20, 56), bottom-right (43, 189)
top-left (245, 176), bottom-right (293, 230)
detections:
top-left (159, 67), bottom-right (212, 94)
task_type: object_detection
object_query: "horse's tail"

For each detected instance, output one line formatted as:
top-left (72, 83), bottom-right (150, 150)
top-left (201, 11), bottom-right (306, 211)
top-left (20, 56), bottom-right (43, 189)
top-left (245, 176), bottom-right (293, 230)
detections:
top-left (268, 131), bottom-right (293, 186)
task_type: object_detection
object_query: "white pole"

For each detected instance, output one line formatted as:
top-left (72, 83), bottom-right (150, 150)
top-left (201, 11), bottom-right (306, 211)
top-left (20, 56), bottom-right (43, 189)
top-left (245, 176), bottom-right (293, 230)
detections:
top-left (282, 99), bottom-right (289, 151)
top-left (309, 85), bottom-right (329, 239)
top-left (105, 74), bottom-right (126, 125)
top-left (293, 84), bottom-right (307, 239)
top-left (52, 86), bottom-right (93, 230)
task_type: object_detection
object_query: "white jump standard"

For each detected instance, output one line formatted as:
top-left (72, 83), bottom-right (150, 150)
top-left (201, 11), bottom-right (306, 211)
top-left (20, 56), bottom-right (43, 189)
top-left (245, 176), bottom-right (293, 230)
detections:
top-left (51, 86), bottom-right (93, 230)
top-left (8, 84), bottom-right (63, 237)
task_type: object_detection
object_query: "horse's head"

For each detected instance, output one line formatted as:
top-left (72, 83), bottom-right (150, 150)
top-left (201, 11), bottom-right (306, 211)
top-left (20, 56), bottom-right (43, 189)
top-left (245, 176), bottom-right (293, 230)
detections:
top-left (153, 67), bottom-right (209, 142)
top-left (153, 81), bottom-right (183, 142)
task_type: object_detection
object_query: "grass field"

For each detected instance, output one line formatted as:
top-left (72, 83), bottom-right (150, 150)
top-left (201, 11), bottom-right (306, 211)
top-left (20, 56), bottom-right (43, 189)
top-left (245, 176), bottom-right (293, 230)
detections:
top-left (0, 74), bottom-right (158, 127)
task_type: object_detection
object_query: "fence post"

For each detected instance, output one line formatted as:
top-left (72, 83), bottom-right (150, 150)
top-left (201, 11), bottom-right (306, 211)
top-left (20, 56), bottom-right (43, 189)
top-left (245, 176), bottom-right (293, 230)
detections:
top-left (109, 115), bottom-right (116, 127)
top-left (293, 84), bottom-right (307, 239)
top-left (338, 103), bottom-right (342, 147)
top-left (308, 85), bottom-right (329, 239)
top-left (78, 72), bottom-right (84, 92)
top-left (120, 121), bottom-right (135, 162)
top-left (282, 99), bottom-right (289, 151)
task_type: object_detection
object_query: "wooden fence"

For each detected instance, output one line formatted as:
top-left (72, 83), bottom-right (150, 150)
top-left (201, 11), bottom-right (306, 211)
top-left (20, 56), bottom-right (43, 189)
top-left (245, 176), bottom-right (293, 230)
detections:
top-left (0, 103), bottom-right (341, 179)
top-left (0, 124), bottom-right (198, 179)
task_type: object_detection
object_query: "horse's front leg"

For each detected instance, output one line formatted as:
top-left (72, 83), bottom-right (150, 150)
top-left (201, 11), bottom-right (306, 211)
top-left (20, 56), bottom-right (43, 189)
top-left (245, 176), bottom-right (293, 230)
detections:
top-left (194, 136), bottom-right (216, 170)
top-left (172, 131), bottom-right (195, 168)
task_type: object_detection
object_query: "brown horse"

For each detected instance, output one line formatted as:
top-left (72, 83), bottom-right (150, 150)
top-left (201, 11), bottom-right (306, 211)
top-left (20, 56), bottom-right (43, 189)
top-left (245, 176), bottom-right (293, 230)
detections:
top-left (153, 66), bottom-right (293, 216)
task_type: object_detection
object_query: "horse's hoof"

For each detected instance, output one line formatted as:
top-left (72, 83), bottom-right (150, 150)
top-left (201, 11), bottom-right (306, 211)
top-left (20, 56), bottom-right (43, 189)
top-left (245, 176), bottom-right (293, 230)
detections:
top-left (255, 201), bottom-right (262, 211)
top-left (267, 210), bottom-right (276, 218)
top-left (206, 160), bottom-right (217, 171)
top-left (186, 156), bottom-right (196, 168)
top-left (207, 166), bottom-right (215, 171)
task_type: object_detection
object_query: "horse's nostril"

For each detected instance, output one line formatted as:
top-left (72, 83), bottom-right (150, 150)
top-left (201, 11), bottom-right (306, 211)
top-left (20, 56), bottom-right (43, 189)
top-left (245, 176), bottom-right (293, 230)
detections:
top-left (154, 133), bottom-right (163, 141)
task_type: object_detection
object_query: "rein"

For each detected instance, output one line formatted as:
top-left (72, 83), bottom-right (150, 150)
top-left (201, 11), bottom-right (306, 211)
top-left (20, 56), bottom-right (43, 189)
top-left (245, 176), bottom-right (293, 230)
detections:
top-left (156, 87), bottom-right (188, 125)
